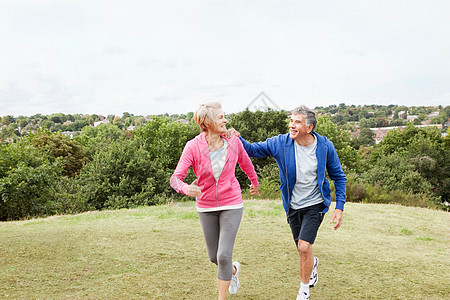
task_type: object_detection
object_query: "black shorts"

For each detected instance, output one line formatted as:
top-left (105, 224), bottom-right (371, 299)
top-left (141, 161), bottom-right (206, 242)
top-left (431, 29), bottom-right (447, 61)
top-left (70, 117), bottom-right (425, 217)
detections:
top-left (287, 202), bottom-right (325, 246)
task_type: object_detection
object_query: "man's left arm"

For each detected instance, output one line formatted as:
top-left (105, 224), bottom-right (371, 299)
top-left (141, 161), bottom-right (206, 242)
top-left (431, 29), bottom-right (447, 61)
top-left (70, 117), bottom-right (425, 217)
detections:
top-left (330, 208), bottom-right (343, 230)
top-left (326, 144), bottom-right (347, 230)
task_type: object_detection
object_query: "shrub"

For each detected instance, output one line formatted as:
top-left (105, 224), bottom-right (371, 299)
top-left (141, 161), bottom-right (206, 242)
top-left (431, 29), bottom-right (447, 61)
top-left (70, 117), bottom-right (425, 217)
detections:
top-left (0, 160), bottom-right (63, 220)
top-left (76, 117), bottom-right (199, 210)
top-left (0, 142), bottom-right (66, 220)
top-left (345, 173), bottom-right (439, 209)
top-left (134, 116), bottom-right (198, 196)
top-left (77, 139), bottom-right (158, 209)
top-left (316, 116), bottom-right (357, 171)
top-left (29, 128), bottom-right (88, 177)
top-left (227, 109), bottom-right (289, 188)
top-left (76, 124), bottom-right (125, 158)
top-left (346, 174), bottom-right (366, 203)
top-left (242, 162), bottom-right (280, 199)
top-left (362, 188), bottom-right (438, 209)
top-left (361, 153), bottom-right (434, 196)
top-left (51, 176), bottom-right (93, 215)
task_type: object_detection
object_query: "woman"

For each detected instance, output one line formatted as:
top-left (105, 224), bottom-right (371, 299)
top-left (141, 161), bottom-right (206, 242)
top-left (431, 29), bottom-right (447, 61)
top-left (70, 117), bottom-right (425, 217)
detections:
top-left (170, 102), bottom-right (259, 300)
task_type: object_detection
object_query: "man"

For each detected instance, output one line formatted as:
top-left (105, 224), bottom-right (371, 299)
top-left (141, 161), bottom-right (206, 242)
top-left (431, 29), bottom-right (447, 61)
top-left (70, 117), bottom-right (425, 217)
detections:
top-left (231, 105), bottom-right (346, 300)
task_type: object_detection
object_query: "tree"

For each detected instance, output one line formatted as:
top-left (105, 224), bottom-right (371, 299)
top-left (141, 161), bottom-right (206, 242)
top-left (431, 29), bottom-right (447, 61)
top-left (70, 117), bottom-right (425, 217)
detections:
top-left (0, 127), bottom-right (19, 141)
top-left (430, 116), bottom-right (444, 125)
top-left (91, 114), bottom-right (100, 122)
top-left (369, 123), bottom-right (448, 203)
top-left (361, 153), bottom-right (434, 196)
top-left (77, 117), bottom-right (199, 209)
top-left (74, 120), bottom-right (89, 131)
top-left (77, 139), bottom-right (158, 209)
top-left (444, 128), bottom-right (450, 151)
top-left (1, 116), bottom-right (11, 126)
top-left (50, 123), bottom-right (62, 132)
top-left (134, 116), bottom-right (199, 177)
top-left (30, 128), bottom-right (88, 177)
top-left (0, 142), bottom-right (63, 220)
top-left (40, 119), bottom-right (54, 130)
top-left (51, 115), bottom-right (62, 124)
top-left (66, 114), bottom-right (75, 122)
top-left (227, 109), bottom-right (289, 143)
top-left (122, 112), bottom-right (133, 119)
top-left (77, 124), bottom-right (125, 158)
top-left (316, 116), bottom-right (357, 171)
top-left (113, 116), bottom-right (122, 128)
top-left (86, 115), bottom-right (94, 126)
top-left (370, 123), bottom-right (417, 159)
top-left (351, 128), bottom-right (375, 149)
top-left (227, 109), bottom-right (290, 184)
top-left (359, 118), bottom-right (377, 129)
top-left (390, 119), bottom-right (406, 127)
top-left (376, 118), bottom-right (389, 127)
top-left (413, 118), bottom-right (422, 125)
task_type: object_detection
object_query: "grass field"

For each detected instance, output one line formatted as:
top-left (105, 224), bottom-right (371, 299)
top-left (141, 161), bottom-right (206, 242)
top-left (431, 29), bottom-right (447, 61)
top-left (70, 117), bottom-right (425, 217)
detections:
top-left (1, 200), bottom-right (449, 299)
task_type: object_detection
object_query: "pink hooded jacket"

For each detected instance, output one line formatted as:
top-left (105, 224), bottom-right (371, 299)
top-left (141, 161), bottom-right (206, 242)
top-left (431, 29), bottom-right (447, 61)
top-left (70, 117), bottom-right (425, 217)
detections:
top-left (170, 133), bottom-right (259, 209)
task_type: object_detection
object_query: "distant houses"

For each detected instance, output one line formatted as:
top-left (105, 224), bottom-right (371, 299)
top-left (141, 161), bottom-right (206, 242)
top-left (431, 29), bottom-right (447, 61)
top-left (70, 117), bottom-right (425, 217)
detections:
top-left (94, 119), bottom-right (110, 127)
top-left (428, 112), bottom-right (440, 118)
top-left (370, 124), bottom-right (443, 144)
top-left (406, 115), bottom-right (418, 122)
top-left (61, 131), bottom-right (79, 139)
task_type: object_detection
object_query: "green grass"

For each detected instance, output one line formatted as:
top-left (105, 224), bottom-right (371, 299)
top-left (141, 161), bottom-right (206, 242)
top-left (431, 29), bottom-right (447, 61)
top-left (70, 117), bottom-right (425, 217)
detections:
top-left (1, 200), bottom-right (449, 299)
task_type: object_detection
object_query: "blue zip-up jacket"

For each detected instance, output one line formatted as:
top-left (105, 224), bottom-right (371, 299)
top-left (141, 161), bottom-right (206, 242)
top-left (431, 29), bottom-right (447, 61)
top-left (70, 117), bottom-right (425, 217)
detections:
top-left (239, 132), bottom-right (346, 214)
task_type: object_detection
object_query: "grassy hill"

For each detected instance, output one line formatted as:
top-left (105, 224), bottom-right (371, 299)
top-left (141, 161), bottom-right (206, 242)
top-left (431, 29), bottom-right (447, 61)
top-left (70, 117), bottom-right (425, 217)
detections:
top-left (0, 200), bottom-right (448, 299)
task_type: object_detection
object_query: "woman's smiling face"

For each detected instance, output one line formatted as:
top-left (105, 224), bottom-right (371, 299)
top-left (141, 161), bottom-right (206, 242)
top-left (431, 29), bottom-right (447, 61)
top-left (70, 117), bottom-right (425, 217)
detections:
top-left (209, 108), bottom-right (228, 134)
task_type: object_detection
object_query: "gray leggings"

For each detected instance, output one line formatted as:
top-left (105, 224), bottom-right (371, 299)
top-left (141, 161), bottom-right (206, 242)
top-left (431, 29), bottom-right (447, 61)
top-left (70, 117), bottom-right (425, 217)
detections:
top-left (198, 208), bottom-right (243, 281)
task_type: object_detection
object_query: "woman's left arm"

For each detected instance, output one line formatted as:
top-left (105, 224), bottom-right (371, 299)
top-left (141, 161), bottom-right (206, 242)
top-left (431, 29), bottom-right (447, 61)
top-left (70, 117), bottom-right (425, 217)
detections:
top-left (236, 138), bottom-right (259, 193)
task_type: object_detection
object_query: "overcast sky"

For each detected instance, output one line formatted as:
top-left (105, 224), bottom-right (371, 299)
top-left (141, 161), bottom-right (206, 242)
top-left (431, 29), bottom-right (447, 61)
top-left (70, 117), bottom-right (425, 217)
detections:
top-left (1, 0), bottom-right (450, 117)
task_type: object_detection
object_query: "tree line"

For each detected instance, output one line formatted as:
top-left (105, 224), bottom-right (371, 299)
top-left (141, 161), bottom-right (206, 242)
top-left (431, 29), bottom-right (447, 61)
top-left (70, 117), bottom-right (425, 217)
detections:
top-left (0, 107), bottom-right (449, 221)
top-left (2, 104), bottom-right (449, 142)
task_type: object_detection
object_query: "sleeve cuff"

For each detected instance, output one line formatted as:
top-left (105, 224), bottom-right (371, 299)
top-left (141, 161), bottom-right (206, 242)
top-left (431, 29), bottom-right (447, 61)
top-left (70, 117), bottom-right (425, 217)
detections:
top-left (335, 201), bottom-right (345, 211)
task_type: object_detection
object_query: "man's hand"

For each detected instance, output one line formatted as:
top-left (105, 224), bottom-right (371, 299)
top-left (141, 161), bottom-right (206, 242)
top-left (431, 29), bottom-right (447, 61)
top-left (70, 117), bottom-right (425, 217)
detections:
top-left (330, 209), bottom-right (343, 230)
top-left (249, 184), bottom-right (260, 196)
top-left (187, 179), bottom-right (202, 198)
top-left (224, 128), bottom-right (240, 138)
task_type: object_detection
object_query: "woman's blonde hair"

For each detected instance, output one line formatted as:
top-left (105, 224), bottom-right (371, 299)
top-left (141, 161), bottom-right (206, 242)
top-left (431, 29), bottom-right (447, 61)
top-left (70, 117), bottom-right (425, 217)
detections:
top-left (194, 102), bottom-right (222, 132)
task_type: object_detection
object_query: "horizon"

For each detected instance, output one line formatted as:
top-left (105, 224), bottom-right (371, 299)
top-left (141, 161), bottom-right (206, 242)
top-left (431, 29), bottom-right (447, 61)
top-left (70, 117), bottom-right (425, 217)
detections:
top-left (2, 102), bottom-right (448, 119)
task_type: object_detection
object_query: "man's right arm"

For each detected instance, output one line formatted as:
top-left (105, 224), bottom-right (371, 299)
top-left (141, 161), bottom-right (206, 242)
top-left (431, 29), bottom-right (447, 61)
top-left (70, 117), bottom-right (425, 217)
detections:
top-left (239, 136), bottom-right (275, 158)
top-left (225, 128), bottom-right (278, 158)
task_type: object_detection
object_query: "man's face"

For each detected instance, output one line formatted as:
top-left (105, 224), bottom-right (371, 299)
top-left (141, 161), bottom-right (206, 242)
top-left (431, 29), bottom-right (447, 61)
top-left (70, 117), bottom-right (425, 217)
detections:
top-left (288, 113), bottom-right (312, 140)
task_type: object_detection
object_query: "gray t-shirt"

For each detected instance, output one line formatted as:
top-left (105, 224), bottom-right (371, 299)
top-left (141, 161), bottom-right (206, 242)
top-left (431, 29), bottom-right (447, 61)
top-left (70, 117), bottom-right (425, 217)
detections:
top-left (290, 135), bottom-right (325, 210)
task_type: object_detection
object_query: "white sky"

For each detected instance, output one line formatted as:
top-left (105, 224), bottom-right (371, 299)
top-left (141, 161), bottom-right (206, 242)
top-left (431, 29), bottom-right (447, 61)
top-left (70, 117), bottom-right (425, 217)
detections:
top-left (1, 0), bottom-right (450, 117)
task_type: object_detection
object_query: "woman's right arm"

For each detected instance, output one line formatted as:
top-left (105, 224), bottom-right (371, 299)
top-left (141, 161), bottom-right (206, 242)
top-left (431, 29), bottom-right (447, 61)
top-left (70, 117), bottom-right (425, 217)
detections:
top-left (170, 143), bottom-right (194, 196)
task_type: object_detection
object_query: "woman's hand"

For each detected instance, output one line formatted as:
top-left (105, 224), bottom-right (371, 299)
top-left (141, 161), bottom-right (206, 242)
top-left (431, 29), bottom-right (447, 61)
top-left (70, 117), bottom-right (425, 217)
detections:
top-left (187, 179), bottom-right (202, 197)
top-left (224, 128), bottom-right (240, 138)
top-left (249, 184), bottom-right (260, 196)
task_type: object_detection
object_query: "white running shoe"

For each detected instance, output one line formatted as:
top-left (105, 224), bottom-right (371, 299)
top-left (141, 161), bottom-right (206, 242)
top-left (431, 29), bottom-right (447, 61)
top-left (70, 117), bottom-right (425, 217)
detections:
top-left (229, 261), bottom-right (240, 294)
top-left (296, 289), bottom-right (310, 300)
top-left (309, 257), bottom-right (319, 287)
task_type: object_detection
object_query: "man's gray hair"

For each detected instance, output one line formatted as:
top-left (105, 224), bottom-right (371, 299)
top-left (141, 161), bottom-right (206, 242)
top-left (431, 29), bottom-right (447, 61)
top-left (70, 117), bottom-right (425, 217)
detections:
top-left (291, 105), bottom-right (317, 131)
